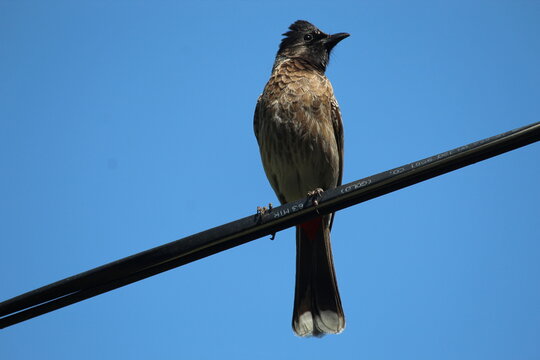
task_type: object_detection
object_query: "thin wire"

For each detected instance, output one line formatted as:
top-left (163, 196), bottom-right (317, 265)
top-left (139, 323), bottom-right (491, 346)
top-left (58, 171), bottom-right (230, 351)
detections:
top-left (1, 121), bottom-right (539, 329)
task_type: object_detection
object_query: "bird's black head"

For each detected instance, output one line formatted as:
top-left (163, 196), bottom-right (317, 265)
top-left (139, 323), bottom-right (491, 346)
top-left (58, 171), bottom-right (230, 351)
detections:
top-left (276, 20), bottom-right (349, 72)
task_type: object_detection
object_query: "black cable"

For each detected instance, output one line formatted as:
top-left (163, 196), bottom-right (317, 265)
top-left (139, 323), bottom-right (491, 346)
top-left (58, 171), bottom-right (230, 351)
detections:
top-left (1, 121), bottom-right (539, 329)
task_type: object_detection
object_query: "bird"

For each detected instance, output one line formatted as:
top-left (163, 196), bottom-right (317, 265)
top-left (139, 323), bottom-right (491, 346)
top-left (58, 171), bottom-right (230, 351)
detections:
top-left (253, 20), bottom-right (349, 337)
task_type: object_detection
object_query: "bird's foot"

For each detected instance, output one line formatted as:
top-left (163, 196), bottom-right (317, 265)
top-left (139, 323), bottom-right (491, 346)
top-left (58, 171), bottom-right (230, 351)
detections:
top-left (256, 205), bottom-right (268, 216)
top-left (256, 203), bottom-right (276, 240)
top-left (307, 188), bottom-right (324, 215)
top-left (307, 188), bottom-right (324, 206)
top-left (256, 203), bottom-right (273, 216)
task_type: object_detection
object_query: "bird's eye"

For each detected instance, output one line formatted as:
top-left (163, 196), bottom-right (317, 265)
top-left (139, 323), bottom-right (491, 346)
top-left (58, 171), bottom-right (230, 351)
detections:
top-left (303, 34), bottom-right (313, 41)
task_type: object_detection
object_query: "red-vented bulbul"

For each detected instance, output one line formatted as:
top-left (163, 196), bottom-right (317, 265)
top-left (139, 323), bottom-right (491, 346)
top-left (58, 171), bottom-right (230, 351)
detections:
top-left (254, 20), bottom-right (349, 337)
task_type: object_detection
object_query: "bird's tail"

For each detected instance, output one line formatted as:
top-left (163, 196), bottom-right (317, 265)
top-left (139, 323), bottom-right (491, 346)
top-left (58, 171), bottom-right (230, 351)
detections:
top-left (292, 215), bottom-right (345, 337)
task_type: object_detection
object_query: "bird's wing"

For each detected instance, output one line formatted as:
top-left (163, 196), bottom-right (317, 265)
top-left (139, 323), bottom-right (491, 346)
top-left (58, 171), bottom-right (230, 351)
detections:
top-left (253, 94), bottom-right (263, 143)
top-left (330, 97), bottom-right (344, 188)
top-left (328, 97), bottom-right (344, 231)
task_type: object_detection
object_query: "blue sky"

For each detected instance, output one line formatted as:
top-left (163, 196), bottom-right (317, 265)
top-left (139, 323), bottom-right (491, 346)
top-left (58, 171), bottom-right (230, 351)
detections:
top-left (1, 1), bottom-right (539, 359)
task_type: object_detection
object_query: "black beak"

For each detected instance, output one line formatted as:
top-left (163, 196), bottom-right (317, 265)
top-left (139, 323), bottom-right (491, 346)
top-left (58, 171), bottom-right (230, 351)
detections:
top-left (324, 32), bottom-right (350, 50)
